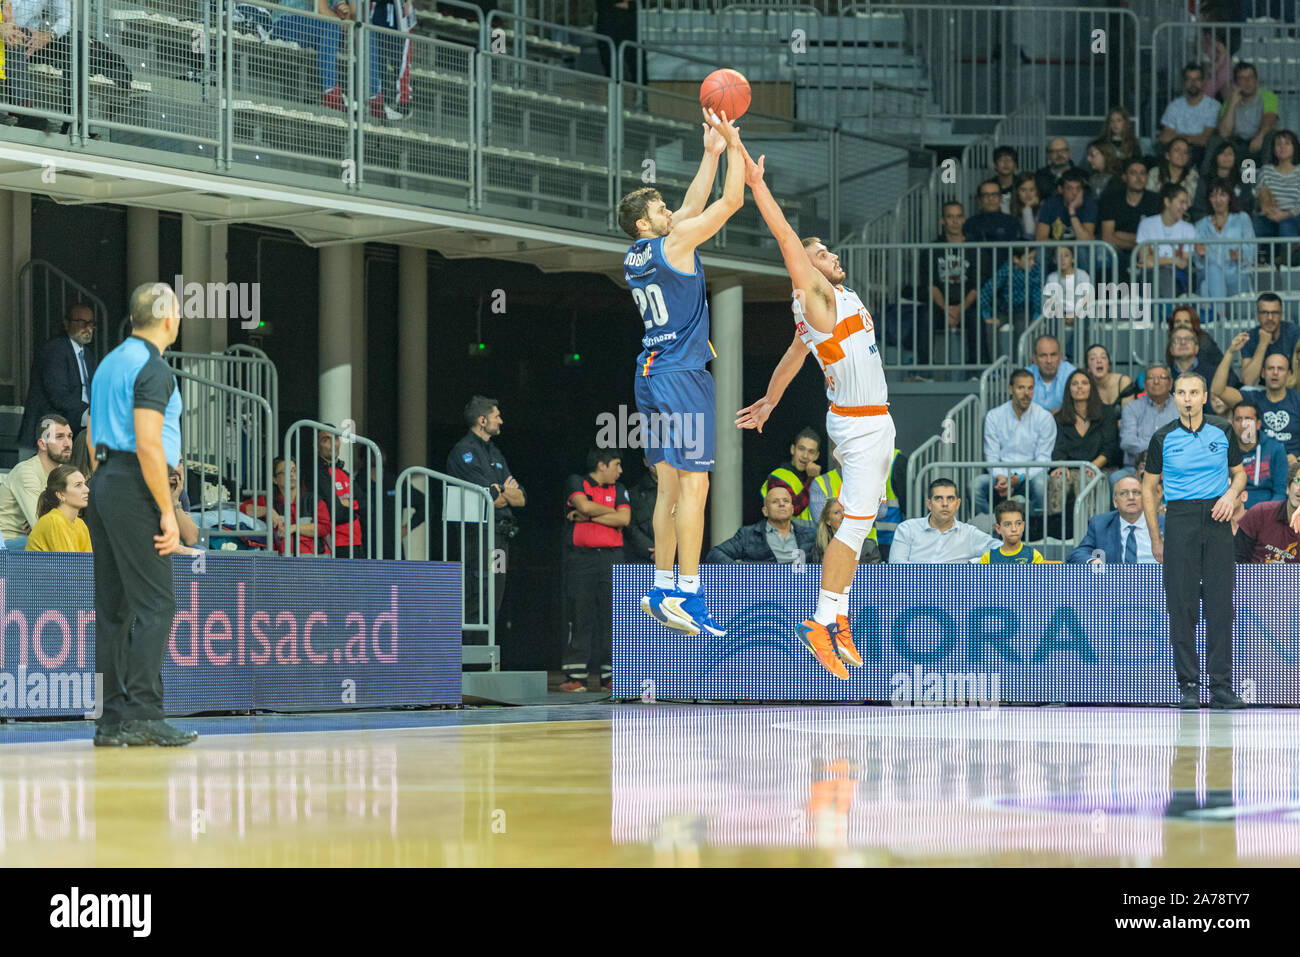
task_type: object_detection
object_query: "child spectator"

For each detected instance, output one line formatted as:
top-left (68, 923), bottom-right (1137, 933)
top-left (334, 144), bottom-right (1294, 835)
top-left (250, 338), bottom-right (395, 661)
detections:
top-left (980, 499), bottom-right (1045, 563)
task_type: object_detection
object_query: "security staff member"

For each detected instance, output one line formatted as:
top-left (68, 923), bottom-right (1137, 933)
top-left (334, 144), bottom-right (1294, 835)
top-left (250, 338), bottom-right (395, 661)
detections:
top-left (761, 427), bottom-right (821, 521)
top-left (1143, 371), bottom-right (1247, 711)
top-left (87, 283), bottom-right (197, 747)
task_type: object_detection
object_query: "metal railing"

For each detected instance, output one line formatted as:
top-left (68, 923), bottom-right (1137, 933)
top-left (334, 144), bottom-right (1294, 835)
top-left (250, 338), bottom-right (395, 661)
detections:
top-left (171, 367), bottom-right (275, 552)
top-left (12, 260), bottom-right (112, 400)
top-left (394, 465), bottom-right (498, 668)
top-left (166, 345), bottom-right (279, 454)
top-left (284, 419), bottom-right (383, 559)
top-left (979, 355), bottom-right (1014, 417)
top-left (994, 97), bottom-right (1046, 176)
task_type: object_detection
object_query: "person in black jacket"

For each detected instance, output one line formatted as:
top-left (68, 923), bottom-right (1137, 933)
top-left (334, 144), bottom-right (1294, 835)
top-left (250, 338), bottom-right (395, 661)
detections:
top-left (19, 304), bottom-right (98, 447)
top-left (622, 454), bottom-right (658, 562)
top-left (1047, 370), bottom-right (1122, 513)
top-left (705, 486), bottom-right (817, 563)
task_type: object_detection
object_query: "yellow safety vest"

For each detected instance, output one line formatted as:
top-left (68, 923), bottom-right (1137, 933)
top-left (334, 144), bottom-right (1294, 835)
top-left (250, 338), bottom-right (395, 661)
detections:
top-left (761, 467), bottom-right (812, 521)
top-left (868, 449), bottom-right (902, 543)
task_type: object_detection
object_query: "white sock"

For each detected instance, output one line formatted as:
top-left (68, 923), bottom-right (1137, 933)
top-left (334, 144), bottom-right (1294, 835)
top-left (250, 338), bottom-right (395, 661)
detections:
top-left (814, 589), bottom-right (839, 626)
top-left (839, 586), bottom-right (852, 619)
top-left (677, 574), bottom-right (700, 594)
top-left (654, 569), bottom-right (674, 591)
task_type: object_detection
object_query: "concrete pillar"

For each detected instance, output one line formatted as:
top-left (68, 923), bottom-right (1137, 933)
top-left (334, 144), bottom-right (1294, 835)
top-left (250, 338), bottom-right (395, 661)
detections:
top-left (126, 207), bottom-right (159, 295)
top-left (710, 276), bottom-right (743, 548)
top-left (318, 245), bottom-right (352, 430)
top-left (207, 223), bottom-right (229, 354)
top-left (349, 243), bottom-right (366, 436)
top-left (180, 214), bottom-right (210, 355)
top-left (398, 245), bottom-right (428, 471)
top-left (0, 192), bottom-right (33, 402)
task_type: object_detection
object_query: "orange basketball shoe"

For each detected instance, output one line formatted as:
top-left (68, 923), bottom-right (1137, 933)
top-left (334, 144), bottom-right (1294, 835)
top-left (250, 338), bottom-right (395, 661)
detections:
top-left (834, 614), bottom-right (863, 667)
top-left (796, 619), bottom-right (850, 680)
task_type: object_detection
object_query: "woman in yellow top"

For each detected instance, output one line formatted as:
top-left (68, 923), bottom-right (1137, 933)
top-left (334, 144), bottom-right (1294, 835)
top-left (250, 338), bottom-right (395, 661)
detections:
top-left (26, 465), bottom-right (92, 553)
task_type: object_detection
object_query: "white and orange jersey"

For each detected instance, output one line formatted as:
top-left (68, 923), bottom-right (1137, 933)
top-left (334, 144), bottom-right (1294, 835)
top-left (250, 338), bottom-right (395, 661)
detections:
top-left (792, 283), bottom-right (889, 412)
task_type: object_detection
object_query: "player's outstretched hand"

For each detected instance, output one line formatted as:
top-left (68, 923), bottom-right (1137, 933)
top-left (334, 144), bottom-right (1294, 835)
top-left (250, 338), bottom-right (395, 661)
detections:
top-left (741, 145), bottom-right (765, 188)
top-left (701, 108), bottom-right (726, 156)
top-left (735, 396), bottom-right (774, 432)
top-left (703, 108), bottom-right (741, 148)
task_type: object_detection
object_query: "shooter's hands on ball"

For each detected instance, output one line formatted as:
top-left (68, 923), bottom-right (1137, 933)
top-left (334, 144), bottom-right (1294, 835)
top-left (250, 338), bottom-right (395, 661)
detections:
top-left (735, 396), bottom-right (775, 432)
top-left (703, 108), bottom-right (741, 149)
top-left (702, 109), bottom-right (727, 156)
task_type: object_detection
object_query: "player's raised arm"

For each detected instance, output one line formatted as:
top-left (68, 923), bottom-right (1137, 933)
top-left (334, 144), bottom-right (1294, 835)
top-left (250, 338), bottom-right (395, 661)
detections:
top-left (736, 332), bottom-right (809, 432)
top-left (661, 111), bottom-right (745, 263)
top-left (742, 146), bottom-right (833, 313)
top-left (673, 109), bottom-right (727, 222)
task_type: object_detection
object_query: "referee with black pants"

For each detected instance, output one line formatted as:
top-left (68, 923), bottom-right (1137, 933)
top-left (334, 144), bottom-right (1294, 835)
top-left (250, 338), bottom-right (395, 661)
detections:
top-left (88, 283), bottom-right (197, 747)
top-left (1143, 371), bottom-right (1247, 711)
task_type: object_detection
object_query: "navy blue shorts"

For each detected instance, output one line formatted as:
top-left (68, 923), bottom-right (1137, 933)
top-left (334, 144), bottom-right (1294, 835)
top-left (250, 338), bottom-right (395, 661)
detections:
top-left (633, 369), bottom-right (715, 472)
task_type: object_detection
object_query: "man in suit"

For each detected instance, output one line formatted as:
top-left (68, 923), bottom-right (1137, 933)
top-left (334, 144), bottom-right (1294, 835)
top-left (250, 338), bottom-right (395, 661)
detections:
top-left (19, 304), bottom-right (98, 447)
top-left (1068, 474), bottom-right (1164, 563)
top-left (706, 486), bottom-right (817, 564)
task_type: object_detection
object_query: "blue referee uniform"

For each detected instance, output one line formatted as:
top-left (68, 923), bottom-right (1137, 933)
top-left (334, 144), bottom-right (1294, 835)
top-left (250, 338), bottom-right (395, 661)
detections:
top-left (87, 335), bottom-right (184, 738)
top-left (1145, 413), bottom-right (1244, 702)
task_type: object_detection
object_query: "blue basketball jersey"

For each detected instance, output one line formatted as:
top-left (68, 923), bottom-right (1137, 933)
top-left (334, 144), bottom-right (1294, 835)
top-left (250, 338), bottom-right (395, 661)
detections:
top-left (624, 236), bottom-right (716, 376)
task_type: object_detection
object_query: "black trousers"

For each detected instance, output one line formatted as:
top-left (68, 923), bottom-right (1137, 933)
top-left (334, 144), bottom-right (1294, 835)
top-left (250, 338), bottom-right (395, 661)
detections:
top-left (85, 454), bottom-right (177, 727)
top-left (1163, 499), bottom-right (1235, 689)
top-left (563, 547), bottom-right (621, 680)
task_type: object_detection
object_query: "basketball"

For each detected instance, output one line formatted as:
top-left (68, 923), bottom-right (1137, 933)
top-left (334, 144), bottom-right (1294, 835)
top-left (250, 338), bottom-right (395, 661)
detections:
top-left (700, 68), bottom-right (751, 121)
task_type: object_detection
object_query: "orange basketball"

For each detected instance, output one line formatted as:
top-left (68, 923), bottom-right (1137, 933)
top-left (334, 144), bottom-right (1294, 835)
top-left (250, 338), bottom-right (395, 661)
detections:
top-left (700, 68), bottom-right (751, 121)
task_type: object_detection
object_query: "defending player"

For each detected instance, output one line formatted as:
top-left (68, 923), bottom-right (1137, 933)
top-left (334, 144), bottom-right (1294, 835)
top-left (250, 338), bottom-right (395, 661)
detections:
top-left (617, 109), bottom-right (745, 638)
top-left (735, 147), bottom-right (896, 679)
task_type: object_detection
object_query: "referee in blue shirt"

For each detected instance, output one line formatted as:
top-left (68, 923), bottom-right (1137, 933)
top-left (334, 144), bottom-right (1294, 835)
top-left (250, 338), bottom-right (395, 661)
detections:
top-left (87, 283), bottom-right (197, 748)
top-left (1143, 371), bottom-right (1247, 711)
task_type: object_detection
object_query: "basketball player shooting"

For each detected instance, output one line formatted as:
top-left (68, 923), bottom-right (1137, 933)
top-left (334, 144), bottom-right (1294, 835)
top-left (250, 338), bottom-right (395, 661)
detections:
top-left (735, 147), bottom-right (897, 679)
top-left (616, 108), bottom-right (746, 638)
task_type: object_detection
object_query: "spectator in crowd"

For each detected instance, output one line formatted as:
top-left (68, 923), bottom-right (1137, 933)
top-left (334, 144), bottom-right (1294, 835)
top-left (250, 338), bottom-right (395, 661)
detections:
top-left (561, 449), bottom-right (630, 693)
top-left (1036, 168), bottom-right (1099, 273)
top-left (919, 202), bottom-right (981, 365)
top-left (0, 413), bottom-right (73, 548)
top-left (1159, 62), bottom-right (1222, 169)
top-left (1067, 475), bottom-right (1163, 564)
top-left (1100, 158), bottom-right (1161, 280)
top-left (1214, 344), bottom-right (1300, 463)
top-left (1047, 370), bottom-right (1121, 513)
top-left (1116, 364), bottom-right (1179, 485)
top-left (1239, 292), bottom-right (1299, 385)
top-left (18, 304), bottom-right (97, 447)
top-left (1232, 399), bottom-right (1289, 508)
top-left (268, 0), bottom-right (355, 113)
top-left (966, 178), bottom-right (1024, 277)
top-left (807, 462), bottom-right (840, 526)
top-left (979, 499), bottom-right (1044, 564)
top-left (1084, 140), bottom-right (1122, 199)
top-left (992, 145), bottom-right (1019, 213)
top-left (366, 0), bottom-right (412, 121)
top-left (972, 368), bottom-right (1055, 517)
top-left (1085, 343), bottom-right (1137, 415)
top-left (1194, 178), bottom-right (1257, 305)
top-left (1166, 304), bottom-right (1225, 375)
top-left (1199, 28), bottom-right (1232, 101)
top-left (622, 454), bottom-right (657, 563)
top-left (241, 457), bottom-right (327, 555)
top-left (446, 395), bottom-right (525, 620)
top-left (1148, 137), bottom-right (1200, 210)
top-left (815, 498), bottom-right (883, 564)
top-left (1042, 245), bottom-right (1091, 352)
top-left (889, 478), bottom-right (1000, 563)
top-left (1029, 334), bottom-right (1078, 413)
top-left (350, 443), bottom-right (418, 559)
top-left (4, 0), bottom-right (73, 134)
top-left (761, 426), bottom-right (821, 522)
top-left (1255, 129), bottom-right (1300, 253)
top-left (169, 462), bottom-right (199, 549)
top-left (1234, 460), bottom-right (1300, 563)
top-left (312, 428), bottom-right (364, 555)
top-left (1034, 138), bottom-right (1074, 202)
top-left (1136, 183), bottom-right (1195, 298)
top-left (705, 485), bottom-right (816, 564)
top-left (1011, 172), bottom-right (1042, 240)
top-left (1191, 141), bottom-right (1255, 219)
top-left (1099, 106), bottom-right (1143, 167)
top-left (1171, 324), bottom-right (1235, 415)
top-left (1214, 61), bottom-right (1280, 166)
top-left (25, 465), bottom-right (90, 553)
top-left (979, 245), bottom-right (1043, 359)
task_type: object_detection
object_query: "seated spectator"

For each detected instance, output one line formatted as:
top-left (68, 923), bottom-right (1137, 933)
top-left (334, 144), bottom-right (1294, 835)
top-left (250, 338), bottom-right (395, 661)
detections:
top-left (1214, 344), bottom-right (1300, 464)
top-left (1194, 179), bottom-right (1257, 306)
top-left (1115, 364), bottom-right (1178, 485)
top-left (1136, 183), bottom-right (1196, 299)
top-left (705, 486), bottom-right (816, 564)
top-left (1254, 129), bottom-right (1300, 252)
top-left (1100, 106), bottom-right (1143, 168)
top-left (268, 0), bottom-right (354, 113)
top-left (1085, 343), bottom-right (1137, 416)
top-left (965, 179), bottom-right (1024, 276)
top-left (815, 498), bottom-right (882, 565)
top-left (1147, 137), bottom-right (1199, 212)
top-left (1099, 158), bottom-right (1161, 280)
top-left (25, 465), bottom-right (91, 553)
top-left (1036, 169), bottom-right (1098, 273)
top-left (888, 478), bottom-right (1000, 563)
top-left (240, 457), bottom-right (328, 554)
top-left (979, 245), bottom-right (1043, 359)
top-left (622, 454), bottom-right (657, 563)
top-left (1232, 399), bottom-right (1289, 508)
top-left (1239, 293), bottom-right (1299, 386)
top-left (169, 462), bottom-right (199, 548)
top-left (0, 413), bottom-right (73, 548)
top-left (1159, 62), bottom-right (1221, 169)
top-left (979, 500), bottom-right (1044, 563)
top-left (1047, 370), bottom-right (1121, 513)
top-left (761, 427), bottom-right (821, 522)
top-left (972, 368), bottom-right (1055, 517)
top-left (1172, 323), bottom-right (1235, 415)
top-left (1166, 303), bottom-right (1225, 374)
top-left (1084, 139), bottom-right (1122, 199)
top-left (992, 145), bottom-right (1019, 213)
top-left (18, 304), bottom-right (97, 447)
top-left (1041, 245), bottom-right (1090, 351)
top-left (1034, 137), bottom-right (1075, 204)
top-left (1214, 61), bottom-right (1279, 166)
top-left (314, 428), bottom-right (363, 554)
top-left (1192, 141), bottom-right (1256, 219)
top-left (1029, 334), bottom-right (1077, 413)
top-left (1066, 475), bottom-right (1163, 564)
top-left (1010, 172), bottom-right (1041, 240)
top-left (1199, 29), bottom-right (1232, 101)
top-left (1234, 461), bottom-right (1300, 563)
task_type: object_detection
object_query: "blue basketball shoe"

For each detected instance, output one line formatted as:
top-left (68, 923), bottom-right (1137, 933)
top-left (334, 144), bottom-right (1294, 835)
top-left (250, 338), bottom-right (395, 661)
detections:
top-left (673, 587), bottom-right (726, 638)
top-left (641, 587), bottom-right (700, 635)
